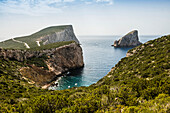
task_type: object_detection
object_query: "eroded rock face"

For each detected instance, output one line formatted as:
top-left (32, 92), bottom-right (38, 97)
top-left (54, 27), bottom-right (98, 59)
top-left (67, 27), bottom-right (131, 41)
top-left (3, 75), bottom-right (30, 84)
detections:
top-left (38, 25), bottom-right (80, 45)
top-left (113, 30), bottom-right (142, 47)
top-left (0, 43), bottom-right (84, 86)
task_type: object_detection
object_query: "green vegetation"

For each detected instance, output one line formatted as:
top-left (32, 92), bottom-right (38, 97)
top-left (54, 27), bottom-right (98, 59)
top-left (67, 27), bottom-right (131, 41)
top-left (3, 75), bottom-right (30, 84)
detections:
top-left (25, 55), bottom-right (49, 70)
top-left (123, 94), bottom-right (170, 113)
top-left (0, 39), bottom-right (26, 49)
top-left (24, 25), bottom-right (69, 39)
top-left (15, 25), bottom-right (70, 48)
top-left (0, 58), bottom-right (49, 112)
top-left (29, 41), bottom-right (75, 51)
top-left (0, 25), bottom-right (70, 49)
top-left (0, 35), bottom-right (169, 112)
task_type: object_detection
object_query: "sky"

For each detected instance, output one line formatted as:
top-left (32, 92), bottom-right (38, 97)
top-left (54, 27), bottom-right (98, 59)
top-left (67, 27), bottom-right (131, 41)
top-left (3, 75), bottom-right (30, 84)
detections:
top-left (0, 0), bottom-right (170, 41)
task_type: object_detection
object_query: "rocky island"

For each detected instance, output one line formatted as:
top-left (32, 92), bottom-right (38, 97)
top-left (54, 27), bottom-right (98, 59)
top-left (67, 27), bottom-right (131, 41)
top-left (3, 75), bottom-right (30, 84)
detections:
top-left (113, 30), bottom-right (142, 47)
top-left (0, 25), bottom-right (84, 88)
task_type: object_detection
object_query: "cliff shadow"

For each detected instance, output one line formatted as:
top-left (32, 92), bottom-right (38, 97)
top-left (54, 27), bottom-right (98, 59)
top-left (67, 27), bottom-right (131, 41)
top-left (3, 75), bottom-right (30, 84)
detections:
top-left (113, 46), bottom-right (134, 52)
top-left (67, 67), bottom-right (84, 77)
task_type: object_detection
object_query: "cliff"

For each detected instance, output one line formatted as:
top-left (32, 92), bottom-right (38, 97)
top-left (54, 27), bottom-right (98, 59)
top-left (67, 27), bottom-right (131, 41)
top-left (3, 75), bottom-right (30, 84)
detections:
top-left (0, 42), bottom-right (84, 86)
top-left (113, 30), bottom-right (142, 47)
top-left (0, 25), bottom-right (83, 87)
top-left (38, 25), bottom-right (80, 45)
top-left (0, 25), bottom-right (79, 49)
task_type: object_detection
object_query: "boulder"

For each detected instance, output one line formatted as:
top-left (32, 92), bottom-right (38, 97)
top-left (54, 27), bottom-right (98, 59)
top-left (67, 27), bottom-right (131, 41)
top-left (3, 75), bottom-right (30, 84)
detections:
top-left (112, 30), bottom-right (142, 47)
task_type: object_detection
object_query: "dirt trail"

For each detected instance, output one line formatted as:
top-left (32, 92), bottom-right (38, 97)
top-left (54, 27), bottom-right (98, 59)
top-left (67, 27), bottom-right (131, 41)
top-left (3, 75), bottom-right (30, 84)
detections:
top-left (12, 38), bottom-right (30, 48)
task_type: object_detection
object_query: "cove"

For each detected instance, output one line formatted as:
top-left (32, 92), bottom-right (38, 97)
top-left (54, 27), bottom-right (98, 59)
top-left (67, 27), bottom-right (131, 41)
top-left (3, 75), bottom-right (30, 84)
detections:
top-left (49, 35), bottom-right (158, 90)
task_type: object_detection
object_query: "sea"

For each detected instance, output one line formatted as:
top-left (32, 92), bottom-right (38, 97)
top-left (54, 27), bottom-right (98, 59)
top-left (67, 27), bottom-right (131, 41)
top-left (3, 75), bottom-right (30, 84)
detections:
top-left (49, 35), bottom-right (159, 90)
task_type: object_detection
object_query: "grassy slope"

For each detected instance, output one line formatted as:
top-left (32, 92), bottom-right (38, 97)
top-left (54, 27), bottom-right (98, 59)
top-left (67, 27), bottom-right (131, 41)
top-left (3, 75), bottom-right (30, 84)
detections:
top-left (0, 39), bottom-right (25, 49)
top-left (0, 35), bottom-right (169, 112)
top-left (29, 41), bottom-right (75, 51)
top-left (0, 25), bottom-right (70, 49)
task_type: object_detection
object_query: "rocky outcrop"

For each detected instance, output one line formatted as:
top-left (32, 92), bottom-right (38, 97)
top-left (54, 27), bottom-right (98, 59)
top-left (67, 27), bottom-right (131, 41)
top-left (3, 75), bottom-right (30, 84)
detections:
top-left (0, 43), bottom-right (84, 86)
top-left (113, 30), bottom-right (142, 47)
top-left (38, 25), bottom-right (80, 45)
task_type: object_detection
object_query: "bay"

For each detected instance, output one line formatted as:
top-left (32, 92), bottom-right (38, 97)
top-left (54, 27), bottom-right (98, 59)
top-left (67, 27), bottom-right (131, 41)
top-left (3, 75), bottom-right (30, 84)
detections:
top-left (49, 35), bottom-right (159, 90)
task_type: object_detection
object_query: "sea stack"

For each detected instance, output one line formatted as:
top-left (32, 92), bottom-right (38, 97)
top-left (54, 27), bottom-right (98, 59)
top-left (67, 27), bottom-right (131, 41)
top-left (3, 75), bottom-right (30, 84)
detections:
top-left (113, 30), bottom-right (142, 47)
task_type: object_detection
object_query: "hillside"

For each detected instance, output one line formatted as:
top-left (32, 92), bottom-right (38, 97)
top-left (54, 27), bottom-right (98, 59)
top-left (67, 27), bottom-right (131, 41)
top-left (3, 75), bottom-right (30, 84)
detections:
top-left (0, 25), bottom-right (79, 49)
top-left (0, 35), bottom-right (169, 112)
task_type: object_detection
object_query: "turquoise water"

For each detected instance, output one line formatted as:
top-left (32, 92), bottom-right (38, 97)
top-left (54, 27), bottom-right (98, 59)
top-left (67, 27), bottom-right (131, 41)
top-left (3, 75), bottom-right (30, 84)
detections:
top-left (49, 35), bottom-right (159, 90)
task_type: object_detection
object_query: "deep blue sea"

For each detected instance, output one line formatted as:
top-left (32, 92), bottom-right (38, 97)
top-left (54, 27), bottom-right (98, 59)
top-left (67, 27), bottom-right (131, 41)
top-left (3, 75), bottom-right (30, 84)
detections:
top-left (49, 35), bottom-right (159, 90)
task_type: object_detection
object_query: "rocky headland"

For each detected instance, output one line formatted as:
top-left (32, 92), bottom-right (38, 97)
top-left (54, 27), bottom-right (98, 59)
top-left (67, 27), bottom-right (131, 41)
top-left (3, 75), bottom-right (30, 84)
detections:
top-left (113, 30), bottom-right (142, 47)
top-left (0, 25), bottom-right (84, 88)
top-left (0, 25), bottom-right (79, 49)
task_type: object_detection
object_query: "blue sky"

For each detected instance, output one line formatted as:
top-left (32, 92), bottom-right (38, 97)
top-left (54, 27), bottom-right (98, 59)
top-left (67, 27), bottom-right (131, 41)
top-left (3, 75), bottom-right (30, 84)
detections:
top-left (0, 0), bottom-right (170, 40)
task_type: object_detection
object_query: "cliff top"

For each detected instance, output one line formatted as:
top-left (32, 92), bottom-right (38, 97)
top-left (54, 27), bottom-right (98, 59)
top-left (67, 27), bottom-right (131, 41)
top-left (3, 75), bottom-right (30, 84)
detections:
top-left (0, 25), bottom-right (74, 49)
top-left (126, 30), bottom-right (138, 36)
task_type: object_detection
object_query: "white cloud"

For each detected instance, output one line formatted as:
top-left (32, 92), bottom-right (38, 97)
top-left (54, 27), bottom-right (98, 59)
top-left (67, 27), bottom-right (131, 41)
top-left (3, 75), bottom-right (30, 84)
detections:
top-left (0, 0), bottom-right (114, 16)
top-left (0, 0), bottom-right (75, 16)
top-left (85, 2), bottom-right (92, 5)
top-left (96, 0), bottom-right (113, 5)
top-left (63, 0), bottom-right (75, 2)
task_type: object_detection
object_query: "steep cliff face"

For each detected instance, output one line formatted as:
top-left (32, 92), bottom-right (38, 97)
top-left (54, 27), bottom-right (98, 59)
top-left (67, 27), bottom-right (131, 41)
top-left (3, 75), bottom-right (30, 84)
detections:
top-left (38, 25), bottom-right (80, 45)
top-left (0, 42), bottom-right (84, 87)
top-left (113, 30), bottom-right (142, 47)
